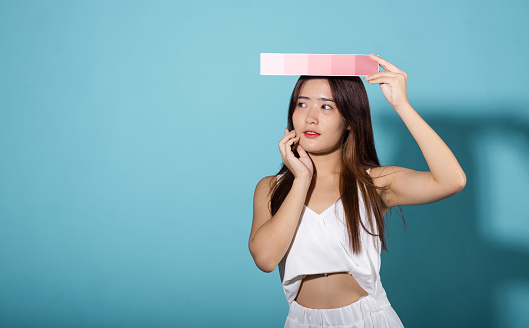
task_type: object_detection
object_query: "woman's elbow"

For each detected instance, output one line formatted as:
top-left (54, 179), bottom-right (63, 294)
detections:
top-left (258, 261), bottom-right (276, 273)
top-left (249, 245), bottom-right (276, 273)
top-left (457, 172), bottom-right (467, 191)
top-left (449, 177), bottom-right (466, 196)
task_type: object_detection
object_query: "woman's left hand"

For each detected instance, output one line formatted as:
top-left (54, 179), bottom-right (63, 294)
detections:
top-left (364, 53), bottom-right (410, 109)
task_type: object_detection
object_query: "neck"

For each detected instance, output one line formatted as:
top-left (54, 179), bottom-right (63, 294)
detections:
top-left (309, 146), bottom-right (342, 179)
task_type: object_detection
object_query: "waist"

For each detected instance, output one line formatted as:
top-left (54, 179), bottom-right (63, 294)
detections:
top-left (284, 276), bottom-right (392, 310)
top-left (294, 272), bottom-right (369, 309)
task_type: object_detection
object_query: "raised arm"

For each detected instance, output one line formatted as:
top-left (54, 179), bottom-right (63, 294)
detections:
top-left (364, 53), bottom-right (466, 208)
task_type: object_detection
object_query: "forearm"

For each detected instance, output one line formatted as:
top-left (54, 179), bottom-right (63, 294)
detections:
top-left (394, 103), bottom-right (466, 188)
top-left (251, 178), bottom-right (311, 272)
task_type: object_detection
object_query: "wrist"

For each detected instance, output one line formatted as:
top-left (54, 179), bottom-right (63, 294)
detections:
top-left (394, 102), bottom-right (412, 112)
top-left (293, 176), bottom-right (312, 188)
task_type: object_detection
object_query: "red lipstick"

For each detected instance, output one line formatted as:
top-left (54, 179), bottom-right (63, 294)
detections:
top-left (303, 132), bottom-right (320, 138)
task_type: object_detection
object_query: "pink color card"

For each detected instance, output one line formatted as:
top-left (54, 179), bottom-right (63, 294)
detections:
top-left (260, 53), bottom-right (379, 76)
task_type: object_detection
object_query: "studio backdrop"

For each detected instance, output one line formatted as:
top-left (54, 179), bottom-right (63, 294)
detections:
top-left (1, 1), bottom-right (528, 327)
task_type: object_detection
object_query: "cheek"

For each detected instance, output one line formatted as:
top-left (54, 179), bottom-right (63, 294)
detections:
top-left (323, 117), bottom-right (347, 137)
top-left (292, 110), bottom-right (300, 119)
top-left (292, 112), bottom-right (302, 127)
top-left (330, 114), bottom-right (346, 129)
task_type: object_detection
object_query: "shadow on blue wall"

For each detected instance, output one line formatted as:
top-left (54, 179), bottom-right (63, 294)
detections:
top-left (379, 108), bottom-right (529, 328)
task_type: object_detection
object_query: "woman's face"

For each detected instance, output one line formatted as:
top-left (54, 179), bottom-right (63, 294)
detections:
top-left (292, 79), bottom-right (349, 154)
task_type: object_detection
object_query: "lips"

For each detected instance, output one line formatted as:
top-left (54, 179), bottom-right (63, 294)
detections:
top-left (303, 132), bottom-right (320, 138)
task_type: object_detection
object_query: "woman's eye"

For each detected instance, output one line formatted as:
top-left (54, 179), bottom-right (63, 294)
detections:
top-left (297, 103), bottom-right (331, 109)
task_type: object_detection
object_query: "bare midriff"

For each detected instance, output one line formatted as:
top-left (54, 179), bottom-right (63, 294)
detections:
top-left (294, 272), bottom-right (369, 309)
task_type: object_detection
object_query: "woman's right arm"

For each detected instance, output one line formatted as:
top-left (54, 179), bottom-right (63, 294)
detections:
top-left (249, 128), bottom-right (313, 273)
top-left (248, 175), bottom-right (311, 273)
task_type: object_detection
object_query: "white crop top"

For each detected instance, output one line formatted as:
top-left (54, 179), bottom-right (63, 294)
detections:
top-left (277, 168), bottom-right (392, 309)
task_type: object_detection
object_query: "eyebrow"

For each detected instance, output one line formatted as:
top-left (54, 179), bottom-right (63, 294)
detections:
top-left (298, 96), bottom-right (335, 103)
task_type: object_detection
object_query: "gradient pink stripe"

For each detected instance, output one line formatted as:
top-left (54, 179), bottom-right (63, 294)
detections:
top-left (260, 53), bottom-right (284, 75)
top-left (354, 55), bottom-right (378, 76)
top-left (284, 54), bottom-right (308, 74)
top-left (331, 55), bottom-right (356, 75)
top-left (260, 53), bottom-right (379, 76)
top-left (308, 55), bottom-right (332, 75)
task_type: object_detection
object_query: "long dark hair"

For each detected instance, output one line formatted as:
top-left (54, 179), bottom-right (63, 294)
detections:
top-left (269, 75), bottom-right (406, 254)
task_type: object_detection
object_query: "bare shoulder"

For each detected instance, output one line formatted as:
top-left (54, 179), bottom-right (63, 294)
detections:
top-left (255, 175), bottom-right (276, 192)
top-left (254, 174), bottom-right (277, 206)
top-left (249, 175), bottom-right (276, 249)
top-left (252, 175), bottom-right (277, 209)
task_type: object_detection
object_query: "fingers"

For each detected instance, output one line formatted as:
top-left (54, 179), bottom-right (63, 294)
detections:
top-left (364, 69), bottom-right (407, 86)
top-left (278, 129), bottom-right (298, 158)
top-left (364, 71), bottom-right (400, 81)
top-left (279, 130), bottom-right (295, 144)
top-left (368, 53), bottom-right (404, 74)
top-left (286, 133), bottom-right (300, 154)
top-left (280, 130), bottom-right (296, 145)
top-left (296, 143), bottom-right (308, 157)
top-left (285, 134), bottom-right (300, 157)
top-left (366, 73), bottom-right (407, 85)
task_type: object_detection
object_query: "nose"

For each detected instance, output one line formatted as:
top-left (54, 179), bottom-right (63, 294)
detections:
top-left (305, 104), bottom-right (319, 125)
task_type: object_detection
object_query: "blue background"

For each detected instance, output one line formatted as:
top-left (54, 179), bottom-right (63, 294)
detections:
top-left (1, 0), bottom-right (528, 327)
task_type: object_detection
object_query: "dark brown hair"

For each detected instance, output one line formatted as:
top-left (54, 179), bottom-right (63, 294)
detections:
top-left (269, 75), bottom-right (406, 254)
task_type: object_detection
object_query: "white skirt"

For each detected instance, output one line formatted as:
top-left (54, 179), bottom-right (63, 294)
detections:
top-left (284, 294), bottom-right (405, 328)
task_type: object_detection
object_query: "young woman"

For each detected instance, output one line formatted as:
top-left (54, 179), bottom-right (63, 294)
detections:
top-left (248, 53), bottom-right (466, 327)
